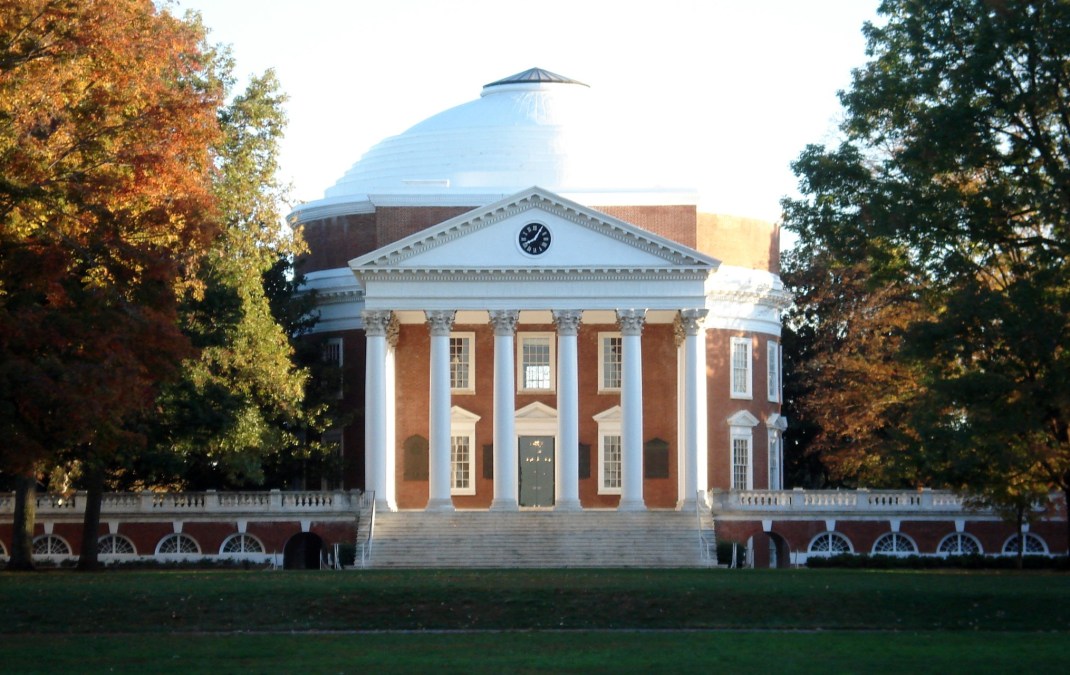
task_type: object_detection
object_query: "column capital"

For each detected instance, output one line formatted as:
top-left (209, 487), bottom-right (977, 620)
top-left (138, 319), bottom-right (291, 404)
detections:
top-left (552, 309), bottom-right (583, 336)
top-left (616, 309), bottom-right (647, 336)
top-left (362, 310), bottom-right (394, 337)
top-left (678, 308), bottom-right (708, 336)
top-left (488, 309), bottom-right (520, 336)
top-left (425, 310), bottom-right (456, 336)
top-left (386, 313), bottom-right (401, 348)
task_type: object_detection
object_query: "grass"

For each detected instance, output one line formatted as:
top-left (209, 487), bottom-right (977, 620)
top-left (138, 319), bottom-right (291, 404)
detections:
top-left (2, 568), bottom-right (1068, 672)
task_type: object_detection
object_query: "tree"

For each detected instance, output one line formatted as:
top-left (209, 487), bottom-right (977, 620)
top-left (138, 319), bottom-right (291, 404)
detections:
top-left (782, 0), bottom-right (1070, 550)
top-left (0, 0), bottom-right (223, 569)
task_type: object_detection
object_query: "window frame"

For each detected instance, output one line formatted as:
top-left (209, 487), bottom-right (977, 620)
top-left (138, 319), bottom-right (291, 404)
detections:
top-left (220, 533), bottom-right (265, 556)
top-left (808, 531), bottom-right (853, 557)
top-left (155, 532), bottom-right (201, 558)
top-left (731, 431), bottom-right (753, 490)
top-left (767, 429), bottom-right (782, 490)
top-left (594, 406), bottom-right (623, 495)
top-left (1001, 532), bottom-right (1048, 555)
top-left (730, 336), bottom-right (752, 399)
top-left (449, 331), bottom-right (476, 394)
top-left (449, 406), bottom-right (480, 496)
top-left (597, 332), bottom-right (623, 393)
top-left (871, 532), bottom-right (918, 557)
top-left (767, 340), bottom-right (780, 403)
top-left (323, 336), bottom-right (344, 399)
top-left (936, 532), bottom-right (983, 556)
top-left (517, 332), bottom-right (556, 393)
top-left (97, 533), bottom-right (137, 557)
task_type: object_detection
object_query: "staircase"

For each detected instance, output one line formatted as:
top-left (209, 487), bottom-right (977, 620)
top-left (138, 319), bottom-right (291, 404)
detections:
top-left (365, 509), bottom-right (710, 568)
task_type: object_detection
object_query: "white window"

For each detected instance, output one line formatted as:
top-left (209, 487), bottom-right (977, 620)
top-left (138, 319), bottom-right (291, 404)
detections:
top-left (1002, 533), bottom-right (1048, 555)
top-left (768, 431), bottom-right (781, 490)
top-left (767, 340), bottom-right (780, 403)
top-left (518, 333), bottom-right (555, 392)
top-left (937, 532), bottom-right (982, 556)
top-left (732, 434), bottom-right (751, 489)
top-left (730, 337), bottom-right (752, 398)
top-left (872, 532), bottom-right (918, 556)
top-left (808, 532), bottom-right (853, 557)
top-left (220, 533), bottom-right (265, 556)
top-left (97, 534), bottom-right (137, 556)
top-left (728, 410), bottom-right (759, 490)
top-left (593, 406), bottom-right (623, 495)
top-left (449, 332), bottom-right (475, 394)
top-left (156, 533), bottom-right (200, 557)
top-left (449, 406), bottom-right (480, 496)
top-left (598, 332), bottom-right (623, 391)
top-left (323, 337), bottom-right (344, 399)
top-left (32, 534), bottom-right (72, 558)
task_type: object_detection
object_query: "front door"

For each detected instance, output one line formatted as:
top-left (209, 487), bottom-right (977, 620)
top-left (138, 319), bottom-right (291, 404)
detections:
top-left (518, 436), bottom-right (555, 508)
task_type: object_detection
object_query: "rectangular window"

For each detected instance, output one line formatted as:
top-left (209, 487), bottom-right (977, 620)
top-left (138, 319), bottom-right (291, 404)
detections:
top-left (449, 332), bottom-right (475, 393)
top-left (767, 341), bottom-right (780, 403)
top-left (731, 337), bottom-right (752, 399)
top-left (732, 435), bottom-right (751, 489)
top-left (323, 337), bottom-right (344, 399)
top-left (518, 333), bottom-right (554, 392)
top-left (450, 435), bottom-right (473, 495)
top-left (768, 431), bottom-right (781, 490)
top-left (598, 333), bottom-right (623, 391)
top-left (600, 434), bottom-right (622, 494)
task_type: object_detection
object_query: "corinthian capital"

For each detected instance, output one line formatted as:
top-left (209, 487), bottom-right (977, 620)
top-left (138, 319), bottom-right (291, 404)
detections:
top-left (678, 308), bottom-right (708, 336)
top-left (362, 310), bottom-right (394, 337)
top-left (551, 309), bottom-right (582, 336)
top-left (616, 309), bottom-right (647, 336)
top-left (425, 310), bottom-right (456, 336)
top-left (488, 309), bottom-right (520, 336)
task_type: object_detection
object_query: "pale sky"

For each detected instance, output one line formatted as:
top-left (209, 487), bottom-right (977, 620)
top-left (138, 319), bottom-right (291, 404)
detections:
top-left (173, 0), bottom-right (881, 223)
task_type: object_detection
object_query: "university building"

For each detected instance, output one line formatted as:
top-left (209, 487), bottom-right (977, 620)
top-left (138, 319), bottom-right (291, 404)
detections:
top-left (2, 69), bottom-right (1065, 568)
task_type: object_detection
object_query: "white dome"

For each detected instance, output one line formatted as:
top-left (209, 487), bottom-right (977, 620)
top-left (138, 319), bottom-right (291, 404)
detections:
top-left (322, 68), bottom-right (693, 202)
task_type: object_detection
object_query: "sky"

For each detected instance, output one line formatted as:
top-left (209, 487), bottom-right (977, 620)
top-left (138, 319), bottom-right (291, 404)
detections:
top-left (173, 0), bottom-right (882, 223)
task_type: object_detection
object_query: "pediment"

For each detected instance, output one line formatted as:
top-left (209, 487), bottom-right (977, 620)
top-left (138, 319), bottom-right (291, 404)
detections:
top-left (516, 401), bottom-right (557, 421)
top-left (727, 410), bottom-right (760, 427)
top-left (350, 187), bottom-right (717, 275)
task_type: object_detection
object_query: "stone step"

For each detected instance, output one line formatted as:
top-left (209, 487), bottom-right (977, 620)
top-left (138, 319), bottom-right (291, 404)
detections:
top-left (364, 510), bottom-right (710, 568)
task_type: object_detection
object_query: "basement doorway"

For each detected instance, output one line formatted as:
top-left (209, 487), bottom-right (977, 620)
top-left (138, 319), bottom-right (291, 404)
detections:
top-left (283, 532), bottom-right (325, 569)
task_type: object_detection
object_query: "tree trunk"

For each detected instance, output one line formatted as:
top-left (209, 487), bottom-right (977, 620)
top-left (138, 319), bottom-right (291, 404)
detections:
top-left (76, 464), bottom-right (105, 571)
top-left (7, 473), bottom-right (37, 571)
top-left (1015, 505), bottom-right (1025, 571)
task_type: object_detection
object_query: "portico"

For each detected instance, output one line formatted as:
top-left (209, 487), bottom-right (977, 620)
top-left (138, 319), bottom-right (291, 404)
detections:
top-left (353, 187), bottom-right (718, 512)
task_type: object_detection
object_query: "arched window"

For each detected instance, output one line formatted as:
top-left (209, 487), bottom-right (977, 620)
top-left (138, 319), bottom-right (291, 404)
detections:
top-left (872, 532), bottom-right (918, 556)
top-left (97, 534), bottom-right (137, 556)
top-left (220, 533), bottom-right (265, 556)
top-left (32, 534), bottom-right (72, 557)
top-left (937, 533), bottom-right (982, 556)
top-left (1002, 533), bottom-right (1048, 555)
top-left (155, 533), bottom-right (201, 556)
top-left (808, 532), bottom-right (852, 557)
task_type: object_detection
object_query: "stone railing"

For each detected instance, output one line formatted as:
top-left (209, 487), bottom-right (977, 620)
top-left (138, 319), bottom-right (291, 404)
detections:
top-left (0, 489), bottom-right (366, 518)
top-left (710, 488), bottom-right (975, 516)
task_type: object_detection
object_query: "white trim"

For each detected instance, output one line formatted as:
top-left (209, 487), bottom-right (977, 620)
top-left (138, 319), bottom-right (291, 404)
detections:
top-left (449, 332), bottom-right (476, 394)
top-left (597, 332), bottom-right (623, 392)
top-left (730, 430), bottom-right (753, 490)
top-left (517, 332), bottom-right (556, 393)
top-left (155, 532), bottom-right (201, 557)
top-left (767, 340), bottom-right (780, 403)
top-left (219, 532), bottom-right (265, 556)
top-left (594, 406), bottom-right (623, 495)
top-left (449, 406), bottom-right (481, 496)
top-left (730, 337), bottom-right (752, 399)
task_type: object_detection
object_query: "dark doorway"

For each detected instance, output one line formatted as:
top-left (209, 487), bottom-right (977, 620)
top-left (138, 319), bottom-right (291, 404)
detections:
top-left (283, 532), bottom-right (325, 569)
top-left (519, 436), bottom-right (555, 507)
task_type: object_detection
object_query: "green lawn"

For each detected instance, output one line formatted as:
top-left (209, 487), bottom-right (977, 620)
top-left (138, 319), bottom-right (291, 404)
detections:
top-left (2, 568), bottom-right (1068, 672)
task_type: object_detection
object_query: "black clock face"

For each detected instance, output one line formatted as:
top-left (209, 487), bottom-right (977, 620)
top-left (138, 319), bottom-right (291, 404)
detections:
top-left (518, 222), bottom-right (551, 255)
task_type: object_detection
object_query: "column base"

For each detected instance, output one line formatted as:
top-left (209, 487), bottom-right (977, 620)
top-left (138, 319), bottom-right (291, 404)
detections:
top-left (554, 499), bottom-right (582, 512)
top-left (488, 498), bottom-right (519, 512)
top-left (617, 499), bottom-right (646, 512)
top-left (375, 497), bottom-right (398, 513)
top-left (425, 498), bottom-right (455, 512)
top-left (677, 498), bottom-right (697, 512)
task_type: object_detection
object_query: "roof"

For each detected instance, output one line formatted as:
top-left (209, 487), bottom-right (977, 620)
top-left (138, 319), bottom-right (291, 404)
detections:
top-left (483, 67), bottom-right (588, 89)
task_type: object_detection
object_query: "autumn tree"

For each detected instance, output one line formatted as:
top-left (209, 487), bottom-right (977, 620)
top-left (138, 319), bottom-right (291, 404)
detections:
top-left (0, 0), bottom-right (223, 569)
top-left (782, 0), bottom-right (1070, 550)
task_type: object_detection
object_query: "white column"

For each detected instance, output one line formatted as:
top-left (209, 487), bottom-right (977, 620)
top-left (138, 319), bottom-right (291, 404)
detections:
top-left (362, 310), bottom-right (393, 511)
top-left (617, 309), bottom-right (646, 511)
top-left (425, 310), bottom-right (456, 512)
top-left (553, 309), bottom-right (582, 511)
top-left (383, 318), bottom-right (399, 511)
top-left (679, 308), bottom-right (708, 511)
top-left (488, 310), bottom-right (520, 511)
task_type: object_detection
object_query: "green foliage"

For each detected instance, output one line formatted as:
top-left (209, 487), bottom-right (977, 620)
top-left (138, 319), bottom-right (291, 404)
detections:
top-left (782, 0), bottom-right (1070, 532)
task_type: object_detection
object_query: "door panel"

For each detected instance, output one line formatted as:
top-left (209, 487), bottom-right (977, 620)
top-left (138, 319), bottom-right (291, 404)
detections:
top-left (518, 436), bottom-right (555, 507)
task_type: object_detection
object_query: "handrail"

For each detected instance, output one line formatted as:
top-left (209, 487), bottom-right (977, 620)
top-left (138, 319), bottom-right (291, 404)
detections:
top-left (358, 492), bottom-right (376, 569)
top-left (696, 491), bottom-right (716, 566)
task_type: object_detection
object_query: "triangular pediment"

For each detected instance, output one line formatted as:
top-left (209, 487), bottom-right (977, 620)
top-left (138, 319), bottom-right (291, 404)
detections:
top-left (350, 187), bottom-right (718, 274)
top-left (727, 410), bottom-right (760, 428)
top-left (515, 401), bottom-right (557, 421)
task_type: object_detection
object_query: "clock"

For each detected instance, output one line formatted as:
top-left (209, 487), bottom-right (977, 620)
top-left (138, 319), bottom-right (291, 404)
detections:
top-left (518, 222), bottom-right (551, 255)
